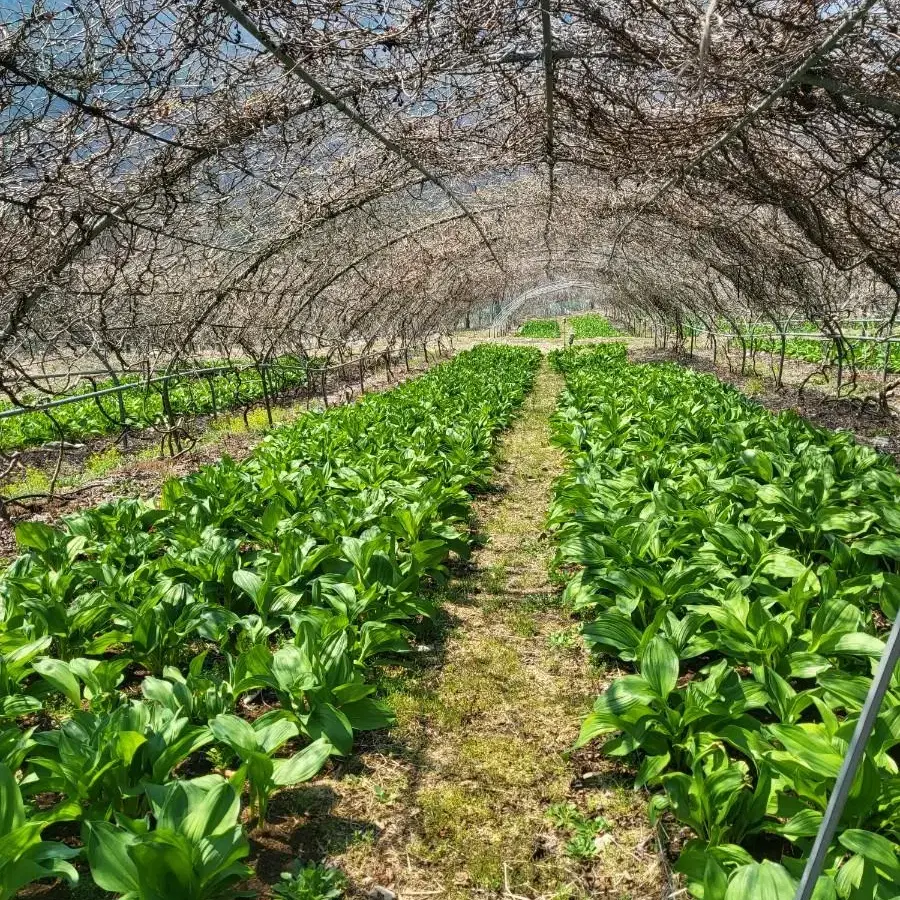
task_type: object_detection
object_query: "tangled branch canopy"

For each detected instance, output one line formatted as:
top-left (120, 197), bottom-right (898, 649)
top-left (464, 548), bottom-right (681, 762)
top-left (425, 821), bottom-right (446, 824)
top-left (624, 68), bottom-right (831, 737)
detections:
top-left (0, 0), bottom-right (898, 385)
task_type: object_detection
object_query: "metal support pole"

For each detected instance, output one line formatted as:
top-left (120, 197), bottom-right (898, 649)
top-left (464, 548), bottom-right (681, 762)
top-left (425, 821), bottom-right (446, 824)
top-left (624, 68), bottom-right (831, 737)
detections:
top-left (794, 612), bottom-right (900, 900)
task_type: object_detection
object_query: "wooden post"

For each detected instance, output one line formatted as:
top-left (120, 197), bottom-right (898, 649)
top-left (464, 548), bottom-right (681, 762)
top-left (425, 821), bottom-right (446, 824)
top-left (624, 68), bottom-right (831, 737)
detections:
top-left (113, 373), bottom-right (128, 449)
top-left (258, 364), bottom-right (273, 426)
top-left (234, 367), bottom-right (243, 410)
top-left (161, 377), bottom-right (181, 454)
top-left (207, 373), bottom-right (218, 417)
top-left (836, 338), bottom-right (844, 397)
top-left (777, 332), bottom-right (786, 388)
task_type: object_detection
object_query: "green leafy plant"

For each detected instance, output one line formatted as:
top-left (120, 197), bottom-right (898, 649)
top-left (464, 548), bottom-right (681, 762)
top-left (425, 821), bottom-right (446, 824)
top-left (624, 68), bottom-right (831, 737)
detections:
top-left (0, 632), bottom-right (50, 719)
top-left (141, 652), bottom-right (238, 722)
top-left (0, 346), bottom-right (541, 896)
top-left (549, 345), bottom-right (900, 899)
top-left (0, 355), bottom-right (309, 453)
top-left (568, 315), bottom-right (621, 339)
top-left (34, 654), bottom-right (131, 712)
top-left (273, 862), bottom-right (347, 900)
top-left (0, 762), bottom-right (79, 899)
top-left (83, 776), bottom-right (252, 900)
top-left (210, 713), bottom-right (331, 824)
top-left (518, 319), bottom-right (561, 339)
top-left (24, 701), bottom-right (212, 820)
top-left (546, 802), bottom-right (611, 860)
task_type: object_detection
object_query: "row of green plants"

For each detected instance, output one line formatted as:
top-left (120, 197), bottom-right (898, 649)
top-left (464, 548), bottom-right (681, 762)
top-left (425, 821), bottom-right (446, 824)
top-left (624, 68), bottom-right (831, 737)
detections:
top-left (700, 321), bottom-right (900, 373)
top-left (0, 355), bottom-right (312, 452)
top-left (569, 315), bottom-right (621, 339)
top-left (518, 319), bottom-right (561, 339)
top-left (748, 337), bottom-right (900, 372)
top-left (548, 344), bottom-right (900, 900)
top-left (756, 336), bottom-right (900, 373)
top-left (0, 344), bottom-right (541, 898)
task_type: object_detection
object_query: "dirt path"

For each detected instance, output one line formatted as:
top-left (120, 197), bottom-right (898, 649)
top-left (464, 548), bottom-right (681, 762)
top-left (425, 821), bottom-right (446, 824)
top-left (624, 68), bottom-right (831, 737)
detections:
top-left (263, 362), bottom-right (664, 900)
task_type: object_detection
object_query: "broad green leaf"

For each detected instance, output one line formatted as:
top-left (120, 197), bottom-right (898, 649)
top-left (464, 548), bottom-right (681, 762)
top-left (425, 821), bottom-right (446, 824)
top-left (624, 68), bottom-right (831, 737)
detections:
top-left (819, 511), bottom-right (876, 534)
top-left (635, 752), bottom-right (670, 788)
top-left (254, 717), bottom-right (299, 755)
top-left (760, 553), bottom-right (808, 580)
top-left (839, 830), bottom-right (900, 879)
top-left (855, 537), bottom-right (900, 560)
top-left (769, 808), bottom-right (822, 840)
top-left (725, 861), bottom-right (796, 900)
top-left (604, 675), bottom-right (658, 712)
top-left (117, 731), bottom-right (147, 765)
top-left (179, 779), bottom-right (241, 842)
top-left (272, 738), bottom-right (332, 786)
top-left (33, 659), bottom-right (81, 706)
top-left (830, 633), bottom-right (885, 657)
top-left (129, 831), bottom-right (195, 896)
top-left (641, 637), bottom-right (678, 699)
top-left (232, 569), bottom-right (263, 602)
top-left (0, 695), bottom-right (43, 718)
top-left (704, 853), bottom-right (729, 900)
top-left (82, 820), bottom-right (141, 894)
top-left (741, 448), bottom-right (774, 482)
top-left (14, 522), bottom-right (57, 553)
top-left (305, 704), bottom-right (353, 755)
top-left (766, 724), bottom-right (843, 777)
top-left (0, 763), bottom-right (25, 836)
top-left (211, 714), bottom-right (258, 756)
top-left (340, 698), bottom-right (395, 732)
top-left (582, 612), bottom-right (642, 656)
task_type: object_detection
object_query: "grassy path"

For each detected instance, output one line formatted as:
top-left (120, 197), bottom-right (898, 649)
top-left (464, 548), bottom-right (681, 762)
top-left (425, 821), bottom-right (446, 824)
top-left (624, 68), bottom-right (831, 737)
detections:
top-left (264, 363), bottom-right (664, 899)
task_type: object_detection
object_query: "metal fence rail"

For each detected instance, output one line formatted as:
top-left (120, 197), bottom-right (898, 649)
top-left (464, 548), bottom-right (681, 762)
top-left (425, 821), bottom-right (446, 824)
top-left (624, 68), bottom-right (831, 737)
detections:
top-left (0, 338), bottom-right (446, 425)
top-left (0, 361), bottom-right (301, 421)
